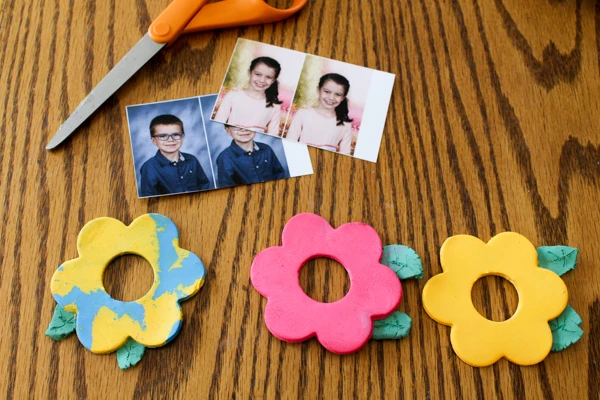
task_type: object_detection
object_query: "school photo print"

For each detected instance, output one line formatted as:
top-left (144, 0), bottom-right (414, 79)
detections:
top-left (211, 38), bottom-right (306, 137)
top-left (126, 95), bottom-right (314, 198)
top-left (126, 97), bottom-right (216, 198)
top-left (202, 94), bottom-right (314, 189)
top-left (284, 54), bottom-right (395, 162)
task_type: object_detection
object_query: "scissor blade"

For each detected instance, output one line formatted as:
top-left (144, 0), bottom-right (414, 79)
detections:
top-left (46, 34), bottom-right (166, 150)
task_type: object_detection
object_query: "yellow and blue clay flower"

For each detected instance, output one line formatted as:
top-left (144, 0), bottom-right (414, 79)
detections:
top-left (46, 214), bottom-right (205, 369)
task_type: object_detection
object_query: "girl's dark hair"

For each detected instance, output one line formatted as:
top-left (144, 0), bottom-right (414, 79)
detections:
top-left (249, 57), bottom-right (282, 108)
top-left (318, 73), bottom-right (353, 126)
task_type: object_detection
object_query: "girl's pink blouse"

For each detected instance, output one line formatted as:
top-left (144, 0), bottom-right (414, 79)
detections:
top-left (286, 108), bottom-right (353, 155)
top-left (214, 90), bottom-right (282, 136)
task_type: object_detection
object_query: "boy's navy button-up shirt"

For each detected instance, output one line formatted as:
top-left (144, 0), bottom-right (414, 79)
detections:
top-left (139, 151), bottom-right (210, 197)
top-left (216, 141), bottom-right (287, 188)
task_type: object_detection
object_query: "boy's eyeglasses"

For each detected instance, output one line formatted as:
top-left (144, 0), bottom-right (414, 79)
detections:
top-left (226, 125), bottom-right (245, 132)
top-left (152, 133), bottom-right (184, 141)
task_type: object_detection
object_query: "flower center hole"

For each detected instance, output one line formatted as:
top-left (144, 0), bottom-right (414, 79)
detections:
top-left (471, 275), bottom-right (519, 322)
top-left (103, 254), bottom-right (154, 302)
top-left (299, 257), bottom-right (350, 303)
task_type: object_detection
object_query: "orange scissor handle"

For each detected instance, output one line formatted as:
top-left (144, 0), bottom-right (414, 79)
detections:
top-left (149, 0), bottom-right (211, 43)
top-left (181, 0), bottom-right (308, 34)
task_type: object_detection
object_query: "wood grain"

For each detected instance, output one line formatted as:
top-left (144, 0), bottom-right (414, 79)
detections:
top-left (1, 0), bottom-right (600, 398)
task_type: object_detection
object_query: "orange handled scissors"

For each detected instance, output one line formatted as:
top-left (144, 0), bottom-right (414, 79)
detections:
top-left (46, 0), bottom-right (307, 150)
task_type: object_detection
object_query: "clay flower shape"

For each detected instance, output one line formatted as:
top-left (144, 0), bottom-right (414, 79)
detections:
top-left (51, 214), bottom-right (205, 354)
top-left (422, 232), bottom-right (568, 367)
top-left (251, 213), bottom-right (402, 354)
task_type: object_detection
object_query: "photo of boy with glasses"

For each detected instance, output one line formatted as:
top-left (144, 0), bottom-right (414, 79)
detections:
top-left (216, 124), bottom-right (287, 188)
top-left (139, 114), bottom-right (211, 197)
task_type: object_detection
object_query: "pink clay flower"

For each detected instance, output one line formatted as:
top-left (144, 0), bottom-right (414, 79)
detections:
top-left (251, 213), bottom-right (402, 354)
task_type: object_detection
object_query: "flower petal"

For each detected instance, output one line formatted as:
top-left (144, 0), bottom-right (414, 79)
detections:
top-left (487, 232), bottom-right (538, 265)
top-left (422, 272), bottom-right (472, 326)
top-left (280, 213), bottom-right (335, 257)
top-left (451, 312), bottom-right (553, 367)
top-left (263, 299), bottom-right (316, 343)
top-left (251, 246), bottom-right (304, 299)
top-left (264, 299), bottom-right (373, 354)
top-left (315, 308), bottom-right (374, 354)
top-left (450, 320), bottom-right (504, 367)
top-left (152, 242), bottom-right (205, 301)
top-left (76, 217), bottom-right (128, 257)
top-left (332, 222), bottom-right (383, 265)
top-left (514, 267), bottom-right (568, 324)
top-left (439, 235), bottom-right (487, 273)
top-left (342, 261), bottom-right (402, 318)
top-left (503, 319), bottom-right (553, 366)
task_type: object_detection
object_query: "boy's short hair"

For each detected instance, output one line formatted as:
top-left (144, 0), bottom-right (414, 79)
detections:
top-left (149, 114), bottom-right (185, 136)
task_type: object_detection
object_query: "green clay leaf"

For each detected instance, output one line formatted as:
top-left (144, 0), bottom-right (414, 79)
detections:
top-left (372, 311), bottom-right (412, 340)
top-left (537, 246), bottom-right (579, 276)
top-left (45, 305), bottom-right (76, 340)
top-left (381, 245), bottom-right (423, 280)
top-left (549, 305), bottom-right (583, 352)
top-left (116, 338), bottom-right (146, 370)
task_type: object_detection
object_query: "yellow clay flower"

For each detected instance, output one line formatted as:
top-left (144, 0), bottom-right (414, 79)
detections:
top-left (422, 232), bottom-right (568, 367)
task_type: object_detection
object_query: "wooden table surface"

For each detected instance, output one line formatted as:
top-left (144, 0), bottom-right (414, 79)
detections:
top-left (2, 0), bottom-right (600, 398)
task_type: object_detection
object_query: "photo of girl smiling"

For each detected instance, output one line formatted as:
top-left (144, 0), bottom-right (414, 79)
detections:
top-left (214, 57), bottom-right (283, 135)
top-left (286, 73), bottom-right (354, 155)
top-left (212, 40), bottom-right (306, 137)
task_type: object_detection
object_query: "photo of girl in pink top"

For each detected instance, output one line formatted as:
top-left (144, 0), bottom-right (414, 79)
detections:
top-left (286, 73), bottom-right (354, 155)
top-left (213, 57), bottom-right (283, 136)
